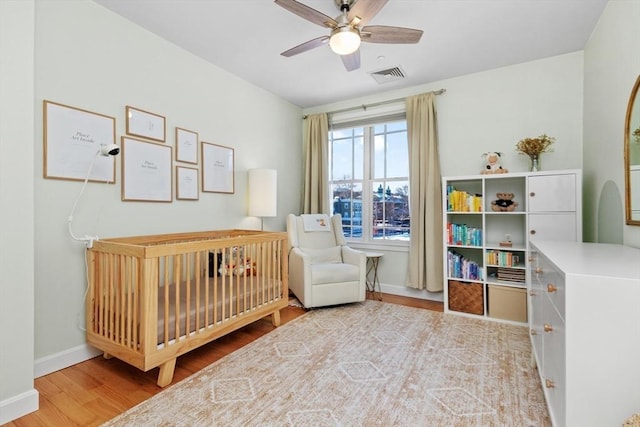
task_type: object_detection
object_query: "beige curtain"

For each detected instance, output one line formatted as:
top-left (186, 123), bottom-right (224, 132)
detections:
top-left (406, 93), bottom-right (443, 292)
top-left (301, 113), bottom-right (329, 214)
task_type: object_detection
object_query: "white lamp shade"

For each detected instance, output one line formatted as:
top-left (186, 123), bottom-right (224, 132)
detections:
top-left (329, 27), bottom-right (361, 55)
top-left (248, 169), bottom-right (277, 217)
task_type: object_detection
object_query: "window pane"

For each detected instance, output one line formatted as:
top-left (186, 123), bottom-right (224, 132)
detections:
top-left (386, 131), bottom-right (408, 178)
top-left (353, 136), bottom-right (364, 180)
top-left (374, 134), bottom-right (385, 179)
top-left (331, 138), bottom-right (352, 180)
top-left (331, 128), bottom-right (351, 139)
top-left (332, 183), bottom-right (362, 239)
top-left (372, 180), bottom-right (410, 241)
top-left (385, 121), bottom-right (405, 132)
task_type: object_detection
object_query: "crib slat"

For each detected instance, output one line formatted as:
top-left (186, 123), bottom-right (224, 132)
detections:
top-left (194, 252), bottom-right (201, 334)
top-left (132, 256), bottom-right (138, 350)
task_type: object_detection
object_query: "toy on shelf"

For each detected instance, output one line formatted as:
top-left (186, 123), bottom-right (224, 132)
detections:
top-left (491, 192), bottom-right (518, 212)
top-left (481, 152), bottom-right (508, 174)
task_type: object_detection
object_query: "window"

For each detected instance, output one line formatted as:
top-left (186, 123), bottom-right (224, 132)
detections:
top-left (329, 119), bottom-right (410, 243)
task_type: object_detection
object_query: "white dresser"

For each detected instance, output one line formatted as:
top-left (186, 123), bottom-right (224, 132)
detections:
top-left (529, 240), bottom-right (640, 427)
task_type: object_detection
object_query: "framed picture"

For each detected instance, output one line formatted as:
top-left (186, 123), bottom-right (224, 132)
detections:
top-left (121, 136), bottom-right (172, 202)
top-left (176, 166), bottom-right (199, 200)
top-left (43, 100), bottom-right (116, 183)
top-left (202, 142), bottom-right (234, 194)
top-left (125, 105), bottom-right (166, 142)
top-left (175, 127), bottom-right (198, 164)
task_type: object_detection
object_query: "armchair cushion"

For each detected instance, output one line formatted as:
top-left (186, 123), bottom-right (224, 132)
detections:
top-left (301, 246), bottom-right (342, 264)
top-left (311, 263), bottom-right (360, 285)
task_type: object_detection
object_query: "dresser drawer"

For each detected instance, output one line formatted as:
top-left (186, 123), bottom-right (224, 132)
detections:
top-left (534, 252), bottom-right (565, 321)
top-left (542, 294), bottom-right (566, 426)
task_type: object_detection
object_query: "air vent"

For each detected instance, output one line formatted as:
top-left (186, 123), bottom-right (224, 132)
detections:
top-left (370, 66), bottom-right (406, 84)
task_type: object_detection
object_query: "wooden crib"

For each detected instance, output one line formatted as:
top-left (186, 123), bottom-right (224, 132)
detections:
top-left (86, 229), bottom-right (288, 387)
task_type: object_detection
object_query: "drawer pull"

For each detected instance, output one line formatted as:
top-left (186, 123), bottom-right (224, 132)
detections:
top-left (543, 324), bottom-right (553, 332)
top-left (530, 329), bottom-right (537, 336)
top-left (535, 267), bottom-right (543, 274)
top-left (530, 229), bottom-right (537, 235)
top-left (530, 192), bottom-right (536, 197)
top-left (545, 379), bottom-right (555, 388)
top-left (547, 284), bottom-right (557, 293)
top-left (529, 290), bottom-right (536, 296)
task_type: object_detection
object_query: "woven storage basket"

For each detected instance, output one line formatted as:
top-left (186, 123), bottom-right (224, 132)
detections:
top-left (448, 280), bottom-right (484, 315)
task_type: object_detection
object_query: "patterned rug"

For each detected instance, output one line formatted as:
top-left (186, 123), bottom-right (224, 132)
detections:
top-left (102, 300), bottom-right (550, 426)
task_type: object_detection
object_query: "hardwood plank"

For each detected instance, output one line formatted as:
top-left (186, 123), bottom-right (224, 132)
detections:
top-left (6, 296), bottom-right (439, 427)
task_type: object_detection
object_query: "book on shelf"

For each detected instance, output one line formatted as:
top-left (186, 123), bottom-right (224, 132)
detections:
top-left (486, 250), bottom-right (521, 267)
top-left (447, 250), bottom-right (483, 280)
top-left (446, 186), bottom-right (482, 212)
top-left (447, 223), bottom-right (482, 246)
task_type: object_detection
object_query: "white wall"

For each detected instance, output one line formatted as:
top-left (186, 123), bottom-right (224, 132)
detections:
top-left (583, 0), bottom-right (640, 247)
top-left (0, 1), bottom-right (39, 423)
top-left (304, 52), bottom-right (584, 299)
top-left (32, 0), bottom-right (302, 368)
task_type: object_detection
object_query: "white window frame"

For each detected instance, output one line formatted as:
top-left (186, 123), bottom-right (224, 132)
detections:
top-left (328, 105), bottom-right (410, 248)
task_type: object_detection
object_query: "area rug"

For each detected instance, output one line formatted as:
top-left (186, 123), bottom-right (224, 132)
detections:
top-left (102, 300), bottom-right (550, 426)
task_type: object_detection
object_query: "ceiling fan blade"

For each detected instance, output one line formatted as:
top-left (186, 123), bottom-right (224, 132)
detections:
top-left (348, 0), bottom-right (388, 27)
top-left (274, 0), bottom-right (337, 28)
top-left (361, 25), bottom-right (423, 44)
top-left (280, 36), bottom-right (330, 57)
top-left (341, 50), bottom-right (361, 72)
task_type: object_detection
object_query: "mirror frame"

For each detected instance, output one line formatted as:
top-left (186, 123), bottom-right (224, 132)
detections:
top-left (625, 74), bottom-right (640, 226)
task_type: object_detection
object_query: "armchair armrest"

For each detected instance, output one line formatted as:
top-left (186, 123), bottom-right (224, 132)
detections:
top-left (341, 246), bottom-right (367, 292)
top-left (341, 246), bottom-right (365, 267)
top-left (288, 247), bottom-right (313, 306)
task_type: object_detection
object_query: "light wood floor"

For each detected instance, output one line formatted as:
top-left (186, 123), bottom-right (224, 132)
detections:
top-left (6, 294), bottom-right (442, 427)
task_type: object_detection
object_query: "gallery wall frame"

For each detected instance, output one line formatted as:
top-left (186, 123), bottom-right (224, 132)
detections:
top-left (176, 165), bottom-right (199, 200)
top-left (43, 100), bottom-right (117, 183)
top-left (175, 127), bottom-right (199, 164)
top-left (121, 136), bottom-right (173, 202)
top-left (125, 105), bottom-right (166, 142)
top-left (202, 142), bottom-right (234, 194)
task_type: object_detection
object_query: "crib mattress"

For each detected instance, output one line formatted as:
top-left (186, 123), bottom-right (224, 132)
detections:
top-left (157, 276), bottom-right (281, 345)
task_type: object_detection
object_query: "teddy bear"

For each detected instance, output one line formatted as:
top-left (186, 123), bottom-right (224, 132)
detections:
top-left (491, 192), bottom-right (518, 212)
top-left (481, 152), bottom-right (508, 174)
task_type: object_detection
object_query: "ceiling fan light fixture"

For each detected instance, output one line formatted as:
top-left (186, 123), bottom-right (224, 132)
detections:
top-left (329, 26), bottom-right (361, 55)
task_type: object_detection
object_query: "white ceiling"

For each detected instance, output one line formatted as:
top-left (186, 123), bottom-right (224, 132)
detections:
top-left (93, 0), bottom-right (608, 109)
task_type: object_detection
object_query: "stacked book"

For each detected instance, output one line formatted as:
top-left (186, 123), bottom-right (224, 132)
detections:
top-left (496, 267), bottom-right (526, 283)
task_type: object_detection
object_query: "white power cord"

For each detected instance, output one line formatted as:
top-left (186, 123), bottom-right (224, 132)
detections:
top-left (67, 144), bottom-right (119, 248)
top-left (68, 151), bottom-right (101, 248)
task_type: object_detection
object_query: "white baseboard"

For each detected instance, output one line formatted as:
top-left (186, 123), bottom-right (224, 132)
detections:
top-left (379, 283), bottom-right (444, 302)
top-left (0, 388), bottom-right (39, 425)
top-left (34, 344), bottom-right (102, 378)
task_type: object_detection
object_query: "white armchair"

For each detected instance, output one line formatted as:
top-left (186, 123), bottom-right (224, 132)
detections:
top-left (286, 213), bottom-right (366, 308)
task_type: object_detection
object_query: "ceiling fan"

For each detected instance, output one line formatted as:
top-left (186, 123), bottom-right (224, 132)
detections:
top-left (274, 0), bottom-right (423, 72)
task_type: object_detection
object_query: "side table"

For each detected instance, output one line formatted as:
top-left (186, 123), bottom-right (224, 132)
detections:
top-left (365, 252), bottom-right (383, 300)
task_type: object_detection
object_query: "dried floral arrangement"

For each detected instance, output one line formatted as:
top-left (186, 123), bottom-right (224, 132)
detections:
top-left (515, 134), bottom-right (555, 157)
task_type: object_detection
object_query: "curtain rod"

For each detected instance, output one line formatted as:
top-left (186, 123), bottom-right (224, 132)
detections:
top-left (303, 88), bottom-right (446, 119)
